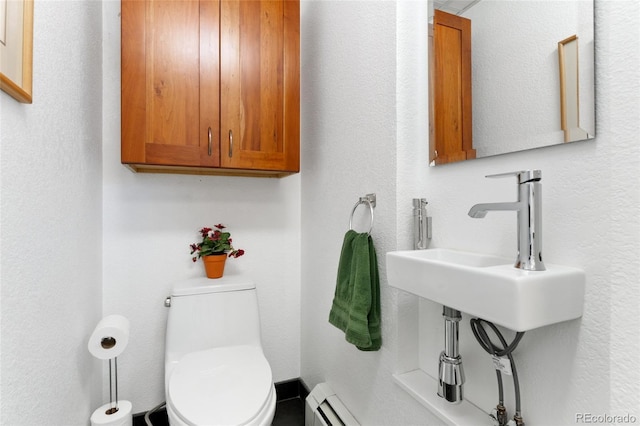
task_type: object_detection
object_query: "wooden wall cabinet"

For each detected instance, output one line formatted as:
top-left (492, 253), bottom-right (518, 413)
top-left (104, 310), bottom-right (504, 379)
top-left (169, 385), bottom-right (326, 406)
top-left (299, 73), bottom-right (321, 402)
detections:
top-left (121, 0), bottom-right (300, 177)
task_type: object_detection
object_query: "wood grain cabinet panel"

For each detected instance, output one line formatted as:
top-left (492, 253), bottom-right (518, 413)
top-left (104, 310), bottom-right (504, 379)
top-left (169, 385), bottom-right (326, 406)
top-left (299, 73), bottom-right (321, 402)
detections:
top-left (121, 0), bottom-right (299, 177)
top-left (432, 9), bottom-right (475, 165)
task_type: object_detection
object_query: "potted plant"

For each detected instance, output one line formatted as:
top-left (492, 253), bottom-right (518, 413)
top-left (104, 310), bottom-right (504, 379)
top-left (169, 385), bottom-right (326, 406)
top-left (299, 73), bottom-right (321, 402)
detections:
top-left (190, 224), bottom-right (245, 278)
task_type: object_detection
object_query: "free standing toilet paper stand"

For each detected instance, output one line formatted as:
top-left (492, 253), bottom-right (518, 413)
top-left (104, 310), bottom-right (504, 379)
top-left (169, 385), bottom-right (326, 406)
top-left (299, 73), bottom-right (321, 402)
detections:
top-left (88, 315), bottom-right (133, 426)
top-left (90, 354), bottom-right (132, 426)
top-left (103, 345), bottom-right (122, 415)
top-left (91, 357), bottom-right (133, 426)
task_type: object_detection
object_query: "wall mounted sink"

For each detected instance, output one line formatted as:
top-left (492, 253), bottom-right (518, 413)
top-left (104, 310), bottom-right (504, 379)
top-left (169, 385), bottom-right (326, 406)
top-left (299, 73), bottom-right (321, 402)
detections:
top-left (386, 248), bottom-right (585, 331)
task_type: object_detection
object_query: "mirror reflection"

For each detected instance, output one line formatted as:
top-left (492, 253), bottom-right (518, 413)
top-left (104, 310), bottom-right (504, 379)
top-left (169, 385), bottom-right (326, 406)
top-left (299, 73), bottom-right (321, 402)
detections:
top-left (429, 0), bottom-right (595, 166)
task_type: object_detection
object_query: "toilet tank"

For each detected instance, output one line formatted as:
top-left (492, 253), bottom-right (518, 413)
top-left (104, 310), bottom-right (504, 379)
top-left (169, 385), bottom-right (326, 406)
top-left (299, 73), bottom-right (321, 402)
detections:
top-left (165, 275), bottom-right (262, 364)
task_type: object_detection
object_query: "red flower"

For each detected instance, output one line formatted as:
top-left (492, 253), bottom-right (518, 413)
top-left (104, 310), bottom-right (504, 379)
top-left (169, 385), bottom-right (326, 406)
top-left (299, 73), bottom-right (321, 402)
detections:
top-left (190, 225), bottom-right (244, 261)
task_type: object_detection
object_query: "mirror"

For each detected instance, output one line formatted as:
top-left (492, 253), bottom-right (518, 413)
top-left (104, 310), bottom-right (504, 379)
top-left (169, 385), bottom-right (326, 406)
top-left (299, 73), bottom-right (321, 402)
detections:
top-left (429, 0), bottom-right (595, 165)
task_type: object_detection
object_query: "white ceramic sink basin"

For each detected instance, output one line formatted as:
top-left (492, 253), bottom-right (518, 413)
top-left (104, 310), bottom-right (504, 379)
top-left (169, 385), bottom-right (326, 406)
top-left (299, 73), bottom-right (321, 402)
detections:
top-left (386, 248), bottom-right (585, 331)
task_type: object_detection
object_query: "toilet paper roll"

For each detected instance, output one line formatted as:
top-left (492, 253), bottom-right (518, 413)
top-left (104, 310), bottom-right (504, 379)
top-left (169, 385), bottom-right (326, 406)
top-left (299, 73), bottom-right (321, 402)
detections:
top-left (90, 400), bottom-right (133, 426)
top-left (88, 315), bottom-right (130, 360)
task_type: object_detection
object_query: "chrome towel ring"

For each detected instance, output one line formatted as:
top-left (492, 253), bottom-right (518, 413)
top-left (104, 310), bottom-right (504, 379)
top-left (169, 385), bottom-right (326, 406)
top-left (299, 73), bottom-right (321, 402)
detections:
top-left (349, 193), bottom-right (377, 235)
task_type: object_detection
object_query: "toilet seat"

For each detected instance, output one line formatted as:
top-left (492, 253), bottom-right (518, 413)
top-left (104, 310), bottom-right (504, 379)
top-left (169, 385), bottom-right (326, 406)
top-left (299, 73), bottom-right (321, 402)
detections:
top-left (167, 345), bottom-right (274, 426)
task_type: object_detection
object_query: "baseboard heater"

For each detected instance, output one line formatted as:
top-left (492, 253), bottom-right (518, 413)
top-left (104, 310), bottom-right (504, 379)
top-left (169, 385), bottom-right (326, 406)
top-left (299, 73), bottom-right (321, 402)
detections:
top-left (305, 383), bottom-right (360, 426)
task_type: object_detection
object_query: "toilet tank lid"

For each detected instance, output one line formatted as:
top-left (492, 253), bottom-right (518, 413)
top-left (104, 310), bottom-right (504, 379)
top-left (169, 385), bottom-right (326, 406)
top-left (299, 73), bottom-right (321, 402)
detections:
top-left (171, 275), bottom-right (255, 297)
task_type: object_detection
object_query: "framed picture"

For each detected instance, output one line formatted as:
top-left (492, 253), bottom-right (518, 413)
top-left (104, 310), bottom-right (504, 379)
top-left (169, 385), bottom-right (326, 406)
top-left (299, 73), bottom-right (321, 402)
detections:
top-left (0, 0), bottom-right (33, 103)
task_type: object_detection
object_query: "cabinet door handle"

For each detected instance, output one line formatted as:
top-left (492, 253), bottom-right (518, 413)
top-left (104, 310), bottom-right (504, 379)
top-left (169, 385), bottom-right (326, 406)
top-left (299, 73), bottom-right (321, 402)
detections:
top-left (207, 127), bottom-right (212, 156)
top-left (229, 130), bottom-right (233, 158)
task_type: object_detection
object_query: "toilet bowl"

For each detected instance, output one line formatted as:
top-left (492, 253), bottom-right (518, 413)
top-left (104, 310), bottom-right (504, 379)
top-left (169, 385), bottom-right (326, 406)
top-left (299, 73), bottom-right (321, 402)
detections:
top-left (165, 276), bottom-right (276, 426)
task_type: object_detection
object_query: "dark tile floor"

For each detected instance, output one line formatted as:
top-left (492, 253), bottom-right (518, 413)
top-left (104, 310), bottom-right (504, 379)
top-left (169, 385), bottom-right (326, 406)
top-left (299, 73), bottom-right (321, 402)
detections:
top-left (134, 408), bottom-right (168, 426)
top-left (272, 396), bottom-right (305, 425)
top-left (133, 379), bottom-right (307, 426)
top-left (273, 378), bottom-right (307, 426)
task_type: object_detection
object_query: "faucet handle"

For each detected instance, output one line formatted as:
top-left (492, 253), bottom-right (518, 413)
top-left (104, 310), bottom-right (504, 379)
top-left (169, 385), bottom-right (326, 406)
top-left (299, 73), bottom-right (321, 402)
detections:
top-left (486, 170), bottom-right (541, 184)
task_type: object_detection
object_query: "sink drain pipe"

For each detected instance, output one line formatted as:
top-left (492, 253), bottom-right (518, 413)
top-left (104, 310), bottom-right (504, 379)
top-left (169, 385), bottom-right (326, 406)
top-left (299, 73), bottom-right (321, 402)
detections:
top-left (438, 306), bottom-right (465, 404)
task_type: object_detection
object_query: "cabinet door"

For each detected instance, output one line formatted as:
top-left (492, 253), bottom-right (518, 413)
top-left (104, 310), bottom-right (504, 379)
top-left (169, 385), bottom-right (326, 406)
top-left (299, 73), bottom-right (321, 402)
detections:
top-left (432, 9), bottom-right (475, 165)
top-left (122, 0), bottom-right (220, 168)
top-left (220, 0), bottom-right (299, 172)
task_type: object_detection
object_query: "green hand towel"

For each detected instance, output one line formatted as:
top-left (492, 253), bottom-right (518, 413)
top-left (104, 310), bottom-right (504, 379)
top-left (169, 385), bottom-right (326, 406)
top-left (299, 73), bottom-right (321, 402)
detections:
top-left (329, 230), bottom-right (382, 351)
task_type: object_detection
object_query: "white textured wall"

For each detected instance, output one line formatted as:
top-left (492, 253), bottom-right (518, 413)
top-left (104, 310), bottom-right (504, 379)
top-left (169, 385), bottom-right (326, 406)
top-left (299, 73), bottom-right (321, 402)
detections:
top-left (303, 0), bottom-right (639, 425)
top-left (0, 1), bottom-right (103, 425)
top-left (300, 1), bottom-right (442, 424)
top-left (101, 0), bottom-right (301, 412)
top-left (411, 0), bottom-right (639, 422)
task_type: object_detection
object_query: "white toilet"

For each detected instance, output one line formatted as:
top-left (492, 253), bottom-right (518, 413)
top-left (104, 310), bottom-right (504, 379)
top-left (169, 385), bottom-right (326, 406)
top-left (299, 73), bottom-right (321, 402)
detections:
top-left (164, 275), bottom-right (276, 426)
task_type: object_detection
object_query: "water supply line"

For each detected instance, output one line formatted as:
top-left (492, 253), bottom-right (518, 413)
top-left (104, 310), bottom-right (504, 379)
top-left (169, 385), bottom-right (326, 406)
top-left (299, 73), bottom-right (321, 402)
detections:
top-left (470, 318), bottom-right (526, 426)
top-left (143, 401), bottom-right (166, 426)
top-left (438, 306), bottom-right (465, 404)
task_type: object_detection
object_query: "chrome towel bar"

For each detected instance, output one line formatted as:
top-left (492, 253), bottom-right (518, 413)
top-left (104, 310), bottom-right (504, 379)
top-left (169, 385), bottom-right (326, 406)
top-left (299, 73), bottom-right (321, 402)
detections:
top-left (349, 193), bottom-right (376, 235)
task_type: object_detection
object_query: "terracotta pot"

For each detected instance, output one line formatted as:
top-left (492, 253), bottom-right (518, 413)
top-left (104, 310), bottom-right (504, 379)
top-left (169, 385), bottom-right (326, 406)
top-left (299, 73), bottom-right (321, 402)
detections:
top-left (202, 253), bottom-right (227, 279)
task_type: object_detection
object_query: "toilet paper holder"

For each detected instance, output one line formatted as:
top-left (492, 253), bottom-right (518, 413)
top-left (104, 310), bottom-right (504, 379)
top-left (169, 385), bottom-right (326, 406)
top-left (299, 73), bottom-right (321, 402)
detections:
top-left (88, 315), bottom-right (132, 424)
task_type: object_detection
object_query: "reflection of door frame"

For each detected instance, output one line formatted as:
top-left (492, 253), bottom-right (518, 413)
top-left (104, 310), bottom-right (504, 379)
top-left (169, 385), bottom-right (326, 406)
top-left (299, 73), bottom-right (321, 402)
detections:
top-left (431, 9), bottom-right (474, 165)
top-left (558, 34), bottom-right (590, 143)
top-left (428, 24), bottom-right (435, 164)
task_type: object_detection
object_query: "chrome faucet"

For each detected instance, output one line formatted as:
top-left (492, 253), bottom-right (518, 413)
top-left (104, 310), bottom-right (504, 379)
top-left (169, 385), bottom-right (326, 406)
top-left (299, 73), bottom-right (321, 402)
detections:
top-left (468, 170), bottom-right (546, 271)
